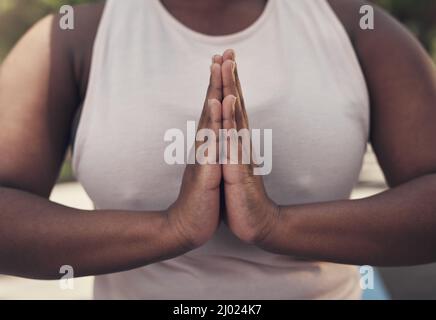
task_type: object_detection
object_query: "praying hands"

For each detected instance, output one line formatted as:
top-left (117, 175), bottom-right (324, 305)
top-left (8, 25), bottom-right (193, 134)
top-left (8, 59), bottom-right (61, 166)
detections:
top-left (167, 49), bottom-right (280, 248)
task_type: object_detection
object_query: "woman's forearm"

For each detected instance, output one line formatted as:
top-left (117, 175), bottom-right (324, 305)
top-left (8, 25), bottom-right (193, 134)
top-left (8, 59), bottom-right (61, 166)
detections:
top-left (260, 174), bottom-right (436, 266)
top-left (0, 187), bottom-right (188, 279)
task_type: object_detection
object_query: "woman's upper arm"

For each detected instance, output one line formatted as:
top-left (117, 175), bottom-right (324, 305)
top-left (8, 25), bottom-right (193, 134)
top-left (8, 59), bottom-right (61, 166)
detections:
top-left (351, 2), bottom-right (436, 187)
top-left (0, 15), bottom-right (79, 197)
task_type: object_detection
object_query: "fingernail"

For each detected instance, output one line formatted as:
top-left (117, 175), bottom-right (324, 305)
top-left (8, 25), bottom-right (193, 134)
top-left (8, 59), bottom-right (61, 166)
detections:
top-left (225, 49), bottom-right (236, 61)
top-left (230, 50), bottom-right (236, 61)
top-left (230, 95), bottom-right (237, 112)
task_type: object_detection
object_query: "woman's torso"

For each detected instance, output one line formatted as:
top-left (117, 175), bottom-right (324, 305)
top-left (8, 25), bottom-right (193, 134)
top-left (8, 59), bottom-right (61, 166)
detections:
top-left (71, 0), bottom-right (369, 299)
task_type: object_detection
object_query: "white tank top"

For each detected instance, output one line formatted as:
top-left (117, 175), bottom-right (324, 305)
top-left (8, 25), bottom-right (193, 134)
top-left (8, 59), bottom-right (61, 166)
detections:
top-left (73, 0), bottom-right (369, 299)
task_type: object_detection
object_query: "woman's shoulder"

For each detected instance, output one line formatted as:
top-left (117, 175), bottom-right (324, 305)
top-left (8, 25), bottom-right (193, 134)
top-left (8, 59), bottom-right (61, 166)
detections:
top-left (327, 0), bottom-right (431, 80)
top-left (54, 1), bottom-right (106, 100)
top-left (0, 1), bottom-right (106, 109)
top-left (327, 0), bottom-right (424, 55)
top-left (17, 1), bottom-right (107, 104)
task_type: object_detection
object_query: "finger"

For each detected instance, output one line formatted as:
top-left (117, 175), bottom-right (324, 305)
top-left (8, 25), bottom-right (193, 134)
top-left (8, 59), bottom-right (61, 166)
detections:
top-left (222, 60), bottom-right (248, 130)
top-left (212, 54), bottom-right (224, 65)
top-left (223, 97), bottom-right (253, 173)
top-left (222, 95), bottom-right (237, 131)
top-left (196, 99), bottom-right (222, 165)
top-left (199, 62), bottom-right (222, 130)
top-left (228, 56), bottom-right (249, 129)
top-left (207, 98), bottom-right (223, 134)
top-left (222, 60), bottom-right (238, 98)
top-left (222, 95), bottom-right (239, 164)
top-left (208, 62), bottom-right (223, 102)
top-left (233, 62), bottom-right (249, 127)
top-left (222, 49), bottom-right (236, 62)
top-left (222, 49), bottom-right (244, 116)
top-left (209, 99), bottom-right (223, 163)
top-left (222, 50), bottom-right (249, 127)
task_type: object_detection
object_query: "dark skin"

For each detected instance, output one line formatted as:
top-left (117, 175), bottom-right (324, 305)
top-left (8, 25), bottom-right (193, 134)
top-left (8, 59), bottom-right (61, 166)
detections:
top-left (0, 4), bottom-right (224, 278)
top-left (0, 0), bottom-right (435, 280)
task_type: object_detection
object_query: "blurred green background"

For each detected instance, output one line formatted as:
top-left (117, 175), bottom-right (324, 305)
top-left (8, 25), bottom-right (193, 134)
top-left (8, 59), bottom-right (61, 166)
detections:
top-left (0, 0), bottom-right (435, 182)
top-left (0, 0), bottom-right (96, 61)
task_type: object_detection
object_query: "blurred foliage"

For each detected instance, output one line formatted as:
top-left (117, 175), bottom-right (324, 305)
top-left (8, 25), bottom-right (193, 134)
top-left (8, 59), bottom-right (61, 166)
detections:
top-left (0, 0), bottom-right (97, 60)
top-left (374, 0), bottom-right (436, 55)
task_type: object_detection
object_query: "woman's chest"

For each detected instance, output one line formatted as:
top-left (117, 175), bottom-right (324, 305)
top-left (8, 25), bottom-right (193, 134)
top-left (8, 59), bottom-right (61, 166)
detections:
top-left (73, 52), bottom-right (368, 210)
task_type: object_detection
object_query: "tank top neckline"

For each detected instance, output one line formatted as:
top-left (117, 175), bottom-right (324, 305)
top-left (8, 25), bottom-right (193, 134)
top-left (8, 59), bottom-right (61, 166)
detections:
top-left (152, 0), bottom-right (276, 45)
